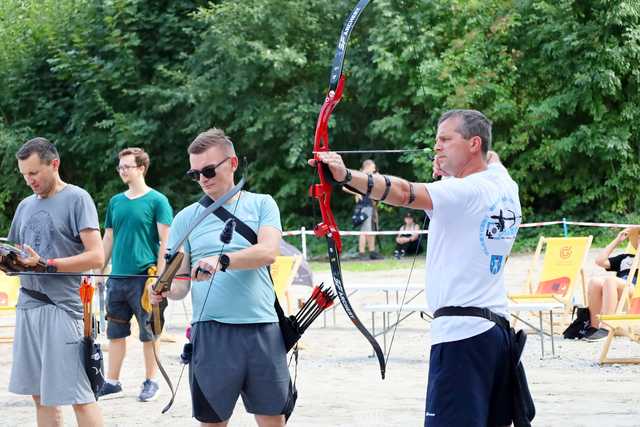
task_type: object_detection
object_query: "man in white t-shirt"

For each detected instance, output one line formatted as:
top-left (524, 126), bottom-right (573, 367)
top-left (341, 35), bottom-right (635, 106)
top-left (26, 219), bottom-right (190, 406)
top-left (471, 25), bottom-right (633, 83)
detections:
top-left (312, 109), bottom-right (522, 426)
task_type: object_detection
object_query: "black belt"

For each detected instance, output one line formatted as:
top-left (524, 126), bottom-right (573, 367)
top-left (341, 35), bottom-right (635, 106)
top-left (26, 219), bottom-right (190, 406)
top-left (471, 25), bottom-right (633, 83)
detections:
top-left (433, 306), bottom-right (509, 331)
top-left (20, 287), bottom-right (55, 305)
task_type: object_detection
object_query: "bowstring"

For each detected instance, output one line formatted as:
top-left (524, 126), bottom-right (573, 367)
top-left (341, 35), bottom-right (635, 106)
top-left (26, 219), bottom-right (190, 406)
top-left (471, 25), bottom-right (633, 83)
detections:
top-left (383, 0), bottom-right (433, 367)
top-left (167, 176), bottom-right (245, 409)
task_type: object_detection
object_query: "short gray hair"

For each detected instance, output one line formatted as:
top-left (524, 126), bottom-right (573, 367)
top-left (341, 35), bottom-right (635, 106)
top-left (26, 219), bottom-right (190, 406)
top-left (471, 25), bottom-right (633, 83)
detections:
top-left (16, 137), bottom-right (60, 164)
top-left (438, 109), bottom-right (492, 155)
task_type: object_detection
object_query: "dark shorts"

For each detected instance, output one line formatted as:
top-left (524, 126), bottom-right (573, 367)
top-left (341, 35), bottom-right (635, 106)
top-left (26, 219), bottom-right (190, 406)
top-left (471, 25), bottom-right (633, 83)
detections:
top-left (189, 320), bottom-right (292, 423)
top-left (425, 325), bottom-right (512, 427)
top-left (106, 276), bottom-right (153, 342)
top-left (620, 274), bottom-right (638, 285)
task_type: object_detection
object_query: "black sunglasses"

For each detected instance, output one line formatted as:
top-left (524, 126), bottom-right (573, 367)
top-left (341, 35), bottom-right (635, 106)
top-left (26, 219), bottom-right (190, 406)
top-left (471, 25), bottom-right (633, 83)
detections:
top-left (186, 157), bottom-right (230, 181)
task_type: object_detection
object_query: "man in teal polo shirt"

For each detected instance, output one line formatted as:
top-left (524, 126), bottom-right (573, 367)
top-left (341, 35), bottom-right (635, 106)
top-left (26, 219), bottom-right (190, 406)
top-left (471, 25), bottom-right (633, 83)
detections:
top-left (98, 147), bottom-right (173, 402)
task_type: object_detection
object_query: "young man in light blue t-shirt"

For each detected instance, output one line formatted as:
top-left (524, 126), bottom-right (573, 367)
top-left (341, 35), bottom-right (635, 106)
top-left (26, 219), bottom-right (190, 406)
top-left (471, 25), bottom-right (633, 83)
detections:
top-left (150, 128), bottom-right (292, 426)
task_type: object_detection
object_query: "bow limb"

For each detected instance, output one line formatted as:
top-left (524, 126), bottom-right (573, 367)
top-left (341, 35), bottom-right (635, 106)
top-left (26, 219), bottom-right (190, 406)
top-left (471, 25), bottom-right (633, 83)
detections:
top-left (309, 0), bottom-right (385, 379)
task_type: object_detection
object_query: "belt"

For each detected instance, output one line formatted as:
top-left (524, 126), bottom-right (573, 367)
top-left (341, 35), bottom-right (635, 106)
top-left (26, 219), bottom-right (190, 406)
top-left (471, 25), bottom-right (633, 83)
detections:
top-left (20, 287), bottom-right (55, 305)
top-left (433, 306), bottom-right (509, 330)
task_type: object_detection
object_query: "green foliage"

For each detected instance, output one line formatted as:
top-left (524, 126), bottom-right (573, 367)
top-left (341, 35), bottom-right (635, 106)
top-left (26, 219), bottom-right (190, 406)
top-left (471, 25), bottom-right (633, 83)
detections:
top-left (1, 0), bottom-right (640, 244)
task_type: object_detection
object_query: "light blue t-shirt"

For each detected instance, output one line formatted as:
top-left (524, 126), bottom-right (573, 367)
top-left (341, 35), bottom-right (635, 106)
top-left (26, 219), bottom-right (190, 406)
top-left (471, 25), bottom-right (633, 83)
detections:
top-left (168, 191), bottom-right (282, 324)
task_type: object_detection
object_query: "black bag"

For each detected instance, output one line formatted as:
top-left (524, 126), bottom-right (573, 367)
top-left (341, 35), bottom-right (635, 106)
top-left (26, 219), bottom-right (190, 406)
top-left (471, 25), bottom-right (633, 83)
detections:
top-left (274, 296), bottom-right (302, 352)
top-left (83, 336), bottom-right (105, 399)
top-left (510, 329), bottom-right (535, 427)
top-left (562, 306), bottom-right (591, 339)
top-left (351, 203), bottom-right (368, 228)
top-left (282, 379), bottom-right (298, 422)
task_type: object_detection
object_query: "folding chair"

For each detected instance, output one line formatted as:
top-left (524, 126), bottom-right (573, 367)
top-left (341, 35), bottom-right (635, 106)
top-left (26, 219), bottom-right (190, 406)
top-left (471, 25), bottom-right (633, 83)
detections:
top-left (270, 255), bottom-right (303, 315)
top-left (509, 236), bottom-right (593, 329)
top-left (510, 236), bottom-right (592, 306)
top-left (0, 272), bottom-right (20, 343)
top-left (598, 249), bottom-right (640, 364)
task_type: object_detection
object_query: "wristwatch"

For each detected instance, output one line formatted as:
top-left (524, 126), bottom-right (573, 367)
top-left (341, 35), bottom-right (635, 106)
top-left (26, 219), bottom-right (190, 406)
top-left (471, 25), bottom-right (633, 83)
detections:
top-left (46, 258), bottom-right (58, 273)
top-left (335, 168), bottom-right (352, 185)
top-left (219, 254), bottom-right (231, 272)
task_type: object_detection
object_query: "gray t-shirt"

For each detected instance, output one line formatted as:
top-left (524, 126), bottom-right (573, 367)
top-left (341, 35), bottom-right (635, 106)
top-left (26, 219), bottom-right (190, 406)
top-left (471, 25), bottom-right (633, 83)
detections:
top-left (8, 184), bottom-right (100, 319)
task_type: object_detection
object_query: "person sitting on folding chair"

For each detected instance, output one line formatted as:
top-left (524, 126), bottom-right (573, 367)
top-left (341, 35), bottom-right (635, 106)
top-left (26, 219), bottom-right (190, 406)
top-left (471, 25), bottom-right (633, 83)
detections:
top-left (584, 227), bottom-right (639, 341)
top-left (393, 212), bottom-right (424, 259)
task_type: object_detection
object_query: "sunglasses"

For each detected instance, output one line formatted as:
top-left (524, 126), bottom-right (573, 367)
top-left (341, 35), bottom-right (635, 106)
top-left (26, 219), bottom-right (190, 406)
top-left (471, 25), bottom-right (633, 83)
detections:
top-left (186, 157), bottom-right (231, 181)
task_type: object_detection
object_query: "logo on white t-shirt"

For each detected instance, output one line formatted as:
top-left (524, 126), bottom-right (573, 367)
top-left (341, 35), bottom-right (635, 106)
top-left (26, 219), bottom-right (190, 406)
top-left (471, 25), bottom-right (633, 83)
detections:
top-left (490, 255), bottom-right (503, 274)
top-left (480, 196), bottom-right (521, 273)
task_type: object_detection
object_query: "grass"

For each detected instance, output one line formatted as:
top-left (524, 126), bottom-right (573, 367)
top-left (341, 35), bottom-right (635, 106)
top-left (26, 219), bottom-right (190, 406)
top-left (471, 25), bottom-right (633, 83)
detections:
top-left (309, 256), bottom-right (426, 272)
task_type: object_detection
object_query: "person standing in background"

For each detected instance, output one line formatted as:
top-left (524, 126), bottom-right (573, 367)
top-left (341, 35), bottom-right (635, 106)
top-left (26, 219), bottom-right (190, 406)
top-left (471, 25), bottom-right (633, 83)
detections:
top-left (97, 147), bottom-right (173, 402)
top-left (348, 159), bottom-right (383, 260)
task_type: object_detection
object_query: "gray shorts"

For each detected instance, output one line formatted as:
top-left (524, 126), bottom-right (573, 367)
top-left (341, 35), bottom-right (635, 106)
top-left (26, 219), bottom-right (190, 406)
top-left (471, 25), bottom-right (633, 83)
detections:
top-left (106, 276), bottom-right (153, 341)
top-left (9, 305), bottom-right (95, 406)
top-left (359, 206), bottom-right (374, 232)
top-left (189, 321), bottom-right (291, 422)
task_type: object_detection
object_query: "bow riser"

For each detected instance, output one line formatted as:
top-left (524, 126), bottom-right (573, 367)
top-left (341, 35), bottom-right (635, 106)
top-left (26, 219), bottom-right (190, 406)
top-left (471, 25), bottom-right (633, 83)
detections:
top-left (309, 0), bottom-right (384, 380)
top-left (310, 75), bottom-right (346, 253)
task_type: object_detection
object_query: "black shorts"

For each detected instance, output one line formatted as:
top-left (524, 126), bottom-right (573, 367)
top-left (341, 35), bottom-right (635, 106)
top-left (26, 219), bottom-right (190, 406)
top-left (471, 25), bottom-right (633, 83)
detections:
top-left (106, 277), bottom-right (153, 342)
top-left (425, 325), bottom-right (512, 427)
top-left (189, 320), bottom-right (292, 423)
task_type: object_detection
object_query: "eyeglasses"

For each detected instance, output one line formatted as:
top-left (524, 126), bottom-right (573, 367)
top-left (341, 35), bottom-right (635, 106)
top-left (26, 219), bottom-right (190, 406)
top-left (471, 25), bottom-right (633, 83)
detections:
top-left (186, 157), bottom-right (230, 181)
top-left (116, 164), bottom-right (139, 172)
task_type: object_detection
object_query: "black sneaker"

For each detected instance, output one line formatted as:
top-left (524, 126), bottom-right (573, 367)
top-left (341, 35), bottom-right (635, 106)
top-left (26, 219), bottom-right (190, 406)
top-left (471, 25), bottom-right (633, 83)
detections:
top-left (97, 381), bottom-right (123, 399)
top-left (369, 251), bottom-right (384, 260)
top-left (582, 326), bottom-right (599, 338)
top-left (585, 328), bottom-right (610, 342)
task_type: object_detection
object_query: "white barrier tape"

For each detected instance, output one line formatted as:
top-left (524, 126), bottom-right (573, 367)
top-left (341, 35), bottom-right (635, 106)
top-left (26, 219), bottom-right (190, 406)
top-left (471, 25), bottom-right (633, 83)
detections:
top-left (518, 221), bottom-right (563, 228)
top-left (564, 221), bottom-right (639, 228)
top-left (282, 220), bottom-right (640, 237)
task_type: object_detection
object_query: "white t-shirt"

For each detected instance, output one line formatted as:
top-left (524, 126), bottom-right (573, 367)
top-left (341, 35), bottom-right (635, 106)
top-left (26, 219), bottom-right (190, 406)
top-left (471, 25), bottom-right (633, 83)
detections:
top-left (425, 163), bottom-right (521, 345)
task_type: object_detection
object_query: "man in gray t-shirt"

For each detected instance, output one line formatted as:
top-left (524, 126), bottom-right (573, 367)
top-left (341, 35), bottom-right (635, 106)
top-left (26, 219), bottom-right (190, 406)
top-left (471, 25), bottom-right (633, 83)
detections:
top-left (7, 137), bottom-right (105, 426)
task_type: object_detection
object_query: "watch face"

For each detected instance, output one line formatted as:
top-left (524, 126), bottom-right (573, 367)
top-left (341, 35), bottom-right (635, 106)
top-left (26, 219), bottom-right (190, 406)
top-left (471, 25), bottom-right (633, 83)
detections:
top-left (220, 254), bottom-right (230, 271)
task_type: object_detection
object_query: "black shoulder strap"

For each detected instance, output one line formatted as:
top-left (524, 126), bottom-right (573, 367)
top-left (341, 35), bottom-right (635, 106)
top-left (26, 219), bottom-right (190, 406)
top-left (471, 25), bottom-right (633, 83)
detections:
top-left (199, 195), bottom-right (257, 244)
top-left (198, 195), bottom-right (289, 319)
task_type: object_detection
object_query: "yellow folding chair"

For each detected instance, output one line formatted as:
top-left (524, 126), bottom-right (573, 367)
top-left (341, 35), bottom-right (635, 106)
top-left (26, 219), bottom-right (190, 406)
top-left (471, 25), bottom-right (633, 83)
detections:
top-left (509, 236), bottom-right (593, 309)
top-left (0, 272), bottom-right (20, 343)
top-left (597, 249), bottom-right (640, 364)
top-left (270, 255), bottom-right (303, 315)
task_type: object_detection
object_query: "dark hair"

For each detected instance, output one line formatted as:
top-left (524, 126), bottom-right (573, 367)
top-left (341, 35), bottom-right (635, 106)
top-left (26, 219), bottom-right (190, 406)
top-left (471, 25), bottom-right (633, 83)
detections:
top-left (15, 137), bottom-right (59, 164)
top-left (188, 128), bottom-right (236, 156)
top-left (118, 147), bottom-right (150, 176)
top-left (438, 109), bottom-right (492, 155)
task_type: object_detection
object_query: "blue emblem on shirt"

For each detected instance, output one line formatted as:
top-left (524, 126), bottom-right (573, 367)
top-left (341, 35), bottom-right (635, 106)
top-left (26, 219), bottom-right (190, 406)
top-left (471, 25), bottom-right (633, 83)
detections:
top-left (490, 255), bottom-right (503, 275)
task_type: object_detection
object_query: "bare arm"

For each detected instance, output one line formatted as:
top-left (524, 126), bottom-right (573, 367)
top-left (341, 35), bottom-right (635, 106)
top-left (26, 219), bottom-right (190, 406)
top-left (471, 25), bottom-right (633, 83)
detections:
top-left (27, 228), bottom-right (105, 272)
top-left (595, 229), bottom-right (629, 269)
top-left (409, 223), bottom-right (420, 241)
top-left (156, 223), bottom-right (170, 272)
top-left (312, 153), bottom-right (434, 210)
top-left (101, 228), bottom-right (113, 271)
